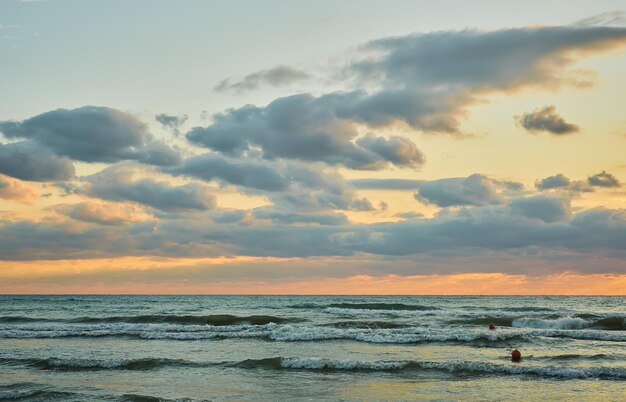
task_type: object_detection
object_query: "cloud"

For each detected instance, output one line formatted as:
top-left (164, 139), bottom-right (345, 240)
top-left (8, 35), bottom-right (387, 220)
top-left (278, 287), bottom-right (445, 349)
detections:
top-left (394, 211), bottom-right (424, 219)
top-left (588, 170), bottom-right (621, 187)
top-left (414, 174), bottom-right (507, 207)
top-left (83, 165), bottom-right (216, 212)
top-left (351, 179), bottom-right (422, 190)
top-left (515, 105), bottom-right (580, 135)
top-left (509, 195), bottom-right (571, 223)
top-left (0, 106), bottom-right (181, 166)
top-left (535, 173), bottom-right (571, 190)
top-left (355, 134), bottom-right (425, 167)
top-left (252, 208), bottom-right (349, 226)
top-left (168, 153), bottom-right (290, 191)
top-left (187, 92), bottom-right (426, 170)
top-left (168, 153), bottom-right (374, 212)
top-left (215, 65), bottom-right (310, 93)
top-left (0, 174), bottom-right (39, 203)
top-left (53, 201), bottom-right (152, 225)
top-left (355, 26), bottom-right (626, 93)
top-left (344, 26), bottom-right (626, 133)
top-left (2, 199), bottom-right (624, 262)
top-left (155, 113), bottom-right (188, 136)
top-left (575, 11), bottom-right (626, 27)
top-left (190, 25), bottom-right (626, 175)
top-left (536, 171), bottom-right (621, 193)
top-left (0, 141), bottom-right (75, 181)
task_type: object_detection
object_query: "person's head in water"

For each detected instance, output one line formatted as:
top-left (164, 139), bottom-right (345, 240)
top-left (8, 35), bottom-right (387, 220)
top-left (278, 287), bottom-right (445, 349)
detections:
top-left (488, 322), bottom-right (495, 330)
top-left (511, 349), bottom-right (521, 362)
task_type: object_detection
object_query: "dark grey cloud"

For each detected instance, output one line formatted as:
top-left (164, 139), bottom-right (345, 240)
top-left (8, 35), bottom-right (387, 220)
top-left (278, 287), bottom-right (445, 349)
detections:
top-left (351, 179), bottom-right (422, 190)
top-left (0, 141), bottom-right (75, 181)
top-left (84, 165), bottom-right (216, 212)
top-left (355, 134), bottom-right (425, 167)
top-left (414, 174), bottom-right (505, 207)
top-left (266, 163), bottom-right (375, 212)
top-left (536, 173), bottom-right (571, 190)
top-left (515, 105), bottom-right (580, 135)
top-left (355, 26), bottom-right (626, 93)
top-left (167, 153), bottom-right (290, 191)
top-left (345, 26), bottom-right (626, 133)
top-left (155, 113), bottom-right (188, 136)
top-left (509, 195), bottom-right (571, 223)
top-left (535, 171), bottom-right (622, 193)
top-left (215, 65), bottom-right (310, 93)
top-left (588, 170), bottom-right (621, 187)
top-left (253, 208), bottom-right (349, 226)
top-left (168, 153), bottom-right (375, 213)
top-left (0, 106), bottom-right (181, 167)
top-left (495, 180), bottom-right (525, 193)
top-left (187, 92), bottom-right (426, 170)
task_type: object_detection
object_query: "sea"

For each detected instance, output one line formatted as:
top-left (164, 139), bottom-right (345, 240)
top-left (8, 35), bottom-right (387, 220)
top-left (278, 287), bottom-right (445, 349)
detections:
top-left (0, 295), bottom-right (624, 401)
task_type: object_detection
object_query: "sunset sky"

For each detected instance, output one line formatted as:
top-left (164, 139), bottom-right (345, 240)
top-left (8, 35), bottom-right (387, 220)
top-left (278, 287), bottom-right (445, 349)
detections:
top-left (1, 1), bottom-right (625, 294)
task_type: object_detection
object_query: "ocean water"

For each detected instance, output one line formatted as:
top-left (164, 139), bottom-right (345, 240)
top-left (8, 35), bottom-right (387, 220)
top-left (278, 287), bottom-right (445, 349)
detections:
top-left (0, 296), bottom-right (624, 401)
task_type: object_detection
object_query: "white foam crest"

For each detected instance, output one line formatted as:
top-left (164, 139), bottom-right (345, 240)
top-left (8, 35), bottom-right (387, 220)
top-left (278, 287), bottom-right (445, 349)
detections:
top-left (3, 322), bottom-right (624, 343)
top-left (275, 358), bottom-right (626, 379)
top-left (46, 357), bottom-right (132, 368)
top-left (512, 317), bottom-right (591, 330)
top-left (417, 361), bottom-right (626, 379)
top-left (528, 329), bottom-right (626, 342)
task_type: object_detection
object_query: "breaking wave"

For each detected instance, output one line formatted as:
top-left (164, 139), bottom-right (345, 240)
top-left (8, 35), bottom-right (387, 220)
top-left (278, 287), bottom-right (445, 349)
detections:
top-left (0, 314), bottom-right (296, 326)
top-left (0, 356), bottom-right (204, 371)
top-left (512, 317), bottom-right (590, 330)
top-left (233, 357), bottom-right (626, 379)
top-left (4, 355), bottom-right (625, 380)
top-left (457, 316), bottom-right (625, 330)
top-left (2, 319), bottom-right (625, 342)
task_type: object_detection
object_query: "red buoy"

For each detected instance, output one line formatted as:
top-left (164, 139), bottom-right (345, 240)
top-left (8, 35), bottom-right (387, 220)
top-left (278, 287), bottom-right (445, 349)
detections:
top-left (511, 349), bottom-right (522, 362)
top-left (488, 322), bottom-right (495, 330)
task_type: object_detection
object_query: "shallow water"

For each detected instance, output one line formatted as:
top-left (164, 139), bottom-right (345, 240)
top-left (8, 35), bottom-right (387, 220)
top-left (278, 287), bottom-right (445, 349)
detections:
top-left (0, 295), bottom-right (624, 401)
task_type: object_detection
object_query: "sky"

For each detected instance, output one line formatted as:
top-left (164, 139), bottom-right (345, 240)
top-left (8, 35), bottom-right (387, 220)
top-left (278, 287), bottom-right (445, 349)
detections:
top-left (1, 0), bottom-right (626, 294)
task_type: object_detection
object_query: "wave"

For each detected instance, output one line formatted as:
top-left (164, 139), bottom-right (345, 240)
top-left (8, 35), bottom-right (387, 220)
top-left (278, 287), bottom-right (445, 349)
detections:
top-left (542, 353), bottom-right (621, 362)
top-left (0, 356), bottom-right (205, 371)
top-left (328, 320), bottom-right (409, 329)
top-left (0, 383), bottom-right (79, 400)
top-left (288, 303), bottom-right (324, 309)
top-left (592, 317), bottom-right (625, 331)
top-left (2, 321), bottom-right (625, 343)
top-left (0, 316), bottom-right (60, 323)
top-left (71, 314), bottom-right (296, 326)
top-left (120, 394), bottom-right (189, 402)
top-left (5, 355), bottom-right (625, 380)
top-left (493, 306), bottom-right (555, 312)
top-left (0, 323), bottom-right (528, 343)
top-left (0, 314), bottom-right (296, 326)
top-left (512, 317), bottom-right (590, 330)
top-left (452, 317), bottom-right (516, 327)
top-left (327, 303), bottom-right (439, 311)
top-left (233, 357), bottom-right (626, 379)
top-left (457, 316), bottom-right (625, 331)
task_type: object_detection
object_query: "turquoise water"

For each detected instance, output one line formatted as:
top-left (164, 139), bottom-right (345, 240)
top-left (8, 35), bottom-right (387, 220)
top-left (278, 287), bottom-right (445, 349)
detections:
top-left (0, 296), bottom-right (625, 401)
